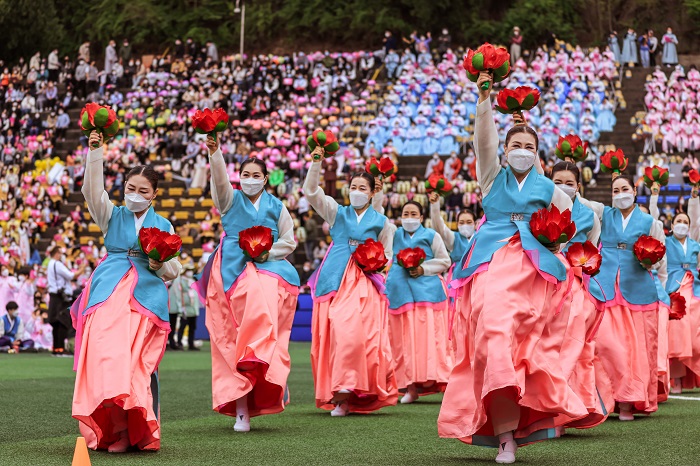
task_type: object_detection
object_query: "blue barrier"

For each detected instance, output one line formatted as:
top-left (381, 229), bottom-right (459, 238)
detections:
top-left (191, 294), bottom-right (314, 342)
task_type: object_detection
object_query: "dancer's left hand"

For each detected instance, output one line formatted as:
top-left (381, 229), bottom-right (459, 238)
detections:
top-left (149, 258), bottom-right (164, 271)
top-left (408, 266), bottom-right (424, 278)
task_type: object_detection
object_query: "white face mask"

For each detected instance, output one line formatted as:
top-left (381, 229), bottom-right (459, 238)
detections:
top-left (612, 192), bottom-right (635, 210)
top-left (557, 184), bottom-right (577, 199)
top-left (673, 223), bottom-right (689, 238)
top-left (402, 218), bottom-right (421, 233)
top-left (349, 191), bottom-right (369, 209)
top-left (507, 148), bottom-right (536, 173)
top-left (185, 270), bottom-right (194, 278)
top-left (125, 192), bottom-right (152, 213)
top-left (240, 178), bottom-right (265, 197)
top-left (458, 224), bottom-right (475, 238)
top-left (1, 270), bottom-right (8, 277)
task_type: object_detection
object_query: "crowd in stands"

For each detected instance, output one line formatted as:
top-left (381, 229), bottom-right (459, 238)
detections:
top-left (370, 43), bottom-right (619, 165)
top-left (0, 31), bottom-right (624, 351)
top-left (635, 65), bottom-right (700, 154)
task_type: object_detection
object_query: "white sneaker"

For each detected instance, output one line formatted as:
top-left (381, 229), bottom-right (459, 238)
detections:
top-left (234, 414), bottom-right (250, 432)
top-left (400, 392), bottom-right (417, 404)
top-left (495, 440), bottom-right (517, 464)
top-left (330, 402), bottom-right (348, 417)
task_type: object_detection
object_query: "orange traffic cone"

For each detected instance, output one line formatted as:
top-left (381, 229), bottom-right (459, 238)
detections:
top-left (72, 437), bottom-right (91, 466)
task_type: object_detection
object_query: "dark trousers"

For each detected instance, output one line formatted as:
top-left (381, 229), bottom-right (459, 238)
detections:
top-left (650, 51), bottom-right (657, 67)
top-left (0, 336), bottom-right (34, 350)
top-left (48, 292), bottom-right (68, 351)
top-left (304, 240), bottom-right (316, 263)
top-left (168, 313), bottom-right (180, 347)
top-left (177, 316), bottom-right (197, 348)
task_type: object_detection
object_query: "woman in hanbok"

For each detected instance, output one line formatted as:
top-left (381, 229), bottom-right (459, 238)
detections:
top-left (596, 98), bottom-right (617, 132)
top-left (545, 161), bottom-right (612, 429)
top-left (650, 187), bottom-right (700, 392)
top-left (438, 72), bottom-right (587, 464)
top-left (72, 131), bottom-right (182, 452)
top-left (196, 137), bottom-right (299, 432)
top-left (662, 28), bottom-right (679, 66)
top-left (621, 28), bottom-right (639, 65)
top-left (579, 175), bottom-right (667, 420)
top-left (385, 201), bottom-right (451, 403)
top-left (304, 146), bottom-right (398, 416)
top-left (404, 122), bottom-right (423, 155)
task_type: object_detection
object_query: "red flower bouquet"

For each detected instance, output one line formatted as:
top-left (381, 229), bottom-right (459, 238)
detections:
top-left (565, 241), bottom-right (602, 276)
top-left (600, 149), bottom-right (628, 174)
top-left (529, 205), bottom-right (577, 245)
top-left (463, 43), bottom-right (510, 89)
top-left (633, 235), bottom-right (666, 268)
top-left (80, 103), bottom-right (120, 147)
top-left (365, 156), bottom-right (397, 178)
top-left (424, 174), bottom-right (453, 196)
top-left (555, 135), bottom-right (589, 163)
top-left (669, 292), bottom-right (687, 320)
top-left (307, 129), bottom-right (340, 159)
top-left (352, 238), bottom-right (388, 273)
top-left (689, 169), bottom-right (700, 186)
top-left (494, 86), bottom-right (540, 120)
top-left (238, 226), bottom-right (274, 260)
top-left (192, 108), bottom-right (229, 141)
top-left (138, 227), bottom-right (182, 262)
top-left (396, 247), bottom-right (427, 270)
top-left (643, 165), bottom-right (669, 188)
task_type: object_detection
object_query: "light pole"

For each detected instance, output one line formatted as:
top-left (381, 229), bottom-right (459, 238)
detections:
top-left (234, 0), bottom-right (245, 57)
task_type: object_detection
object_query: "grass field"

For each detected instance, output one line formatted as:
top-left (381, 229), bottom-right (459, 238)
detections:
top-left (2, 342), bottom-right (700, 466)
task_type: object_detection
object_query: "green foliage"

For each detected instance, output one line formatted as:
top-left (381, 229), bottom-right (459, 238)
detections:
top-left (0, 0), bottom-right (65, 62)
top-left (685, 0), bottom-right (700, 19)
top-left (0, 0), bottom-right (698, 64)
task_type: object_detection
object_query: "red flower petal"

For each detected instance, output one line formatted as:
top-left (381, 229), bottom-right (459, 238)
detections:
top-left (239, 226), bottom-right (274, 259)
top-left (353, 238), bottom-right (388, 272)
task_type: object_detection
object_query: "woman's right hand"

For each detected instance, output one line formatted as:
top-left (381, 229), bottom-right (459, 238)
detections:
top-left (429, 192), bottom-right (440, 204)
top-left (651, 182), bottom-right (660, 195)
top-left (477, 71), bottom-right (493, 103)
top-left (89, 131), bottom-right (103, 150)
top-left (206, 135), bottom-right (219, 155)
top-left (311, 146), bottom-right (324, 162)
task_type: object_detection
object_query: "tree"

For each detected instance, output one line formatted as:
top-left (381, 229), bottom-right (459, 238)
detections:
top-left (0, 0), bottom-right (65, 63)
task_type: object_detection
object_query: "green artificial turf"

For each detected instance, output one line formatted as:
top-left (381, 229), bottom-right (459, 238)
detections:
top-left (2, 343), bottom-right (700, 465)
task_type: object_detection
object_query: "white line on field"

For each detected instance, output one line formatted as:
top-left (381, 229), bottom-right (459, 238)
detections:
top-left (668, 395), bottom-right (700, 400)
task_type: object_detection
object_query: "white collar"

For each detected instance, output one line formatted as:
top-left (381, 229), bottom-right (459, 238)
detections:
top-left (134, 211), bottom-right (147, 234)
top-left (355, 208), bottom-right (368, 223)
top-left (621, 209), bottom-right (633, 231)
top-left (516, 170), bottom-right (531, 191)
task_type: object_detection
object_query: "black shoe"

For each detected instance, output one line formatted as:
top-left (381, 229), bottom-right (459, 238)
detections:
top-left (188, 346), bottom-right (201, 351)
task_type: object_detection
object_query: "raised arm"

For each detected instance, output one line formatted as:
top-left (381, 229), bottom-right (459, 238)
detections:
top-left (302, 158), bottom-right (339, 226)
top-left (372, 177), bottom-right (385, 215)
top-left (429, 194), bottom-right (455, 252)
top-left (269, 205), bottom-right (297, 260)
top-left (650, 220), bottom-right (668, 288)
top-left (649, 193), bottom-right (660, 220)
top-left (688, 190), bottom-right (700, 241)
top-left (378, 220), bottom-right (396, 261)
top-left (81, 133), bottom-right (114, 234)
top-left (474, 73), bottom-right (501, 196)
top-left (421, 233), bottom-right (451, 276)
top-left (207, 139), bottom-right (234, 214)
